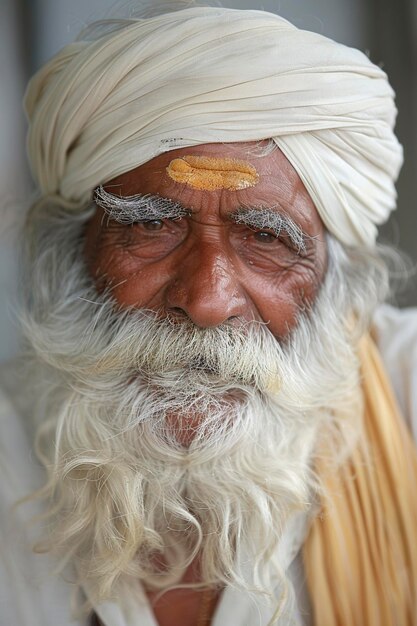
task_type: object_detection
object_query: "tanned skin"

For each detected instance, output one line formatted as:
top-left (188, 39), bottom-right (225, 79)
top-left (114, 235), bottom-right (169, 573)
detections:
top-left (85, 142), bottom-right (327, 337)
top-left (84, 141), bottom-right (327, 626)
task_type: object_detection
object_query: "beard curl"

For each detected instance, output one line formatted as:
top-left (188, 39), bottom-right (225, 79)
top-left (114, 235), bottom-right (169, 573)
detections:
top-left (19, 213), bottom-right (366, 619)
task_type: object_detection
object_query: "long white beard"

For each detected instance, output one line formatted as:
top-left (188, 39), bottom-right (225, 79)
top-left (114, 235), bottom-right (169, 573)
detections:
top-left (22, 216), bottom-right (362, 611)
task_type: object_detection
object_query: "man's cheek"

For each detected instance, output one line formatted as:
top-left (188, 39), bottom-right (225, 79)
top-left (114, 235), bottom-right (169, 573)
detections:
top-left (248, 267), bottom-right (323, 338)
top-left (91, 250), bottom-right (170, 310)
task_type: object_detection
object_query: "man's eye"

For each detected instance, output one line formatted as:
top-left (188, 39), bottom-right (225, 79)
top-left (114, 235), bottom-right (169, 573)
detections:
top-left (253, 230), bottom-right (276, 243)
top-left (142, 219), bottom-right (164, 231)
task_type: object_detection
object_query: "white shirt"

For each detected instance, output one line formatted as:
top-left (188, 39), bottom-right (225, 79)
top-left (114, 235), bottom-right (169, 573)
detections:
top-left (0, 305), bottom-right (416, 626)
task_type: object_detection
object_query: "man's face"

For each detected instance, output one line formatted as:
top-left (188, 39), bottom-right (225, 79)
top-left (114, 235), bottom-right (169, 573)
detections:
top-left (28, 144), bottom-right (360, 602)
top-left (84, 142), bottom-right (327, 338)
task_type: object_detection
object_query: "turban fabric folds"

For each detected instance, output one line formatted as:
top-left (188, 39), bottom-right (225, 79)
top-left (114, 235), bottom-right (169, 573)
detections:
top-left (25, 7), bottom-right (402, 247)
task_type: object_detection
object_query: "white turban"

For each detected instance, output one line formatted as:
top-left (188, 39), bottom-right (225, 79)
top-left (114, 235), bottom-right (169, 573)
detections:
top-left (25, 7), bottom-right (403, 247)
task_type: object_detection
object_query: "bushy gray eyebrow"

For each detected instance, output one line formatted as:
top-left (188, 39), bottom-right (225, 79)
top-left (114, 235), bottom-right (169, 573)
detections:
top-left (94, 186), bottom-right (308, 252)
top-left (232, 207), bottom-right (307, 252)
top-left (94, 185), bottom-right (190, 223)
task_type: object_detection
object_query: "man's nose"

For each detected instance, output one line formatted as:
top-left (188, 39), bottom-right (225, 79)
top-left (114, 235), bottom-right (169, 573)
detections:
top-left (164, 242), bottom-right (248, 328)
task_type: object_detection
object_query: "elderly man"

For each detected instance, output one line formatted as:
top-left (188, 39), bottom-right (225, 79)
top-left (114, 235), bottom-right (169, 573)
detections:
top-left (0, 3), bottom-right (416, 626)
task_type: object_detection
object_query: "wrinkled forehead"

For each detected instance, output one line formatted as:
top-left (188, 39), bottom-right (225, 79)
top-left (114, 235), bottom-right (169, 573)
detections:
top-left (99, 141), bottom-right (325, 237)
top-left (104, 141), bottom-right (280, 189)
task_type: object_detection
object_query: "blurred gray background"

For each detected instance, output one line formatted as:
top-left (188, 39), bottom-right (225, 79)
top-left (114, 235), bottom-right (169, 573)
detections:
top-left (1, 0), bottom-right (416, 363)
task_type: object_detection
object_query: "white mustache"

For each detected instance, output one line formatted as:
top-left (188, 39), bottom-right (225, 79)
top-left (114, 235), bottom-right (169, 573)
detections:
top-left (89, 313), bottom-right (283, 393)
top-left (24, 272), bottom-right (285, 393)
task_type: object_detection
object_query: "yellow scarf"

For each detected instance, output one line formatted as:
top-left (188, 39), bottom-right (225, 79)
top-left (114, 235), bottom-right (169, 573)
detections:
top-left (304, 334), bottom-right (417, 625)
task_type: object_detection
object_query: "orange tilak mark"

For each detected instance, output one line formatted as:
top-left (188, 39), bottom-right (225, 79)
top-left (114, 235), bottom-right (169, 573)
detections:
top-left (166, 156), bottom-right (259, 191)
